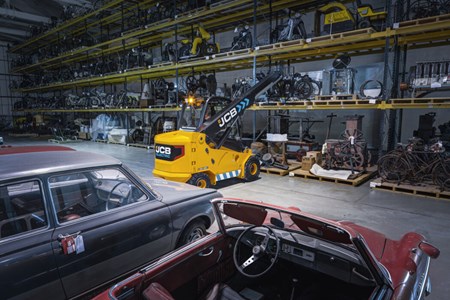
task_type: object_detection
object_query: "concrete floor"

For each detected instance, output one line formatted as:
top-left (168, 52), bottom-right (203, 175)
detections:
top-left (5, 137), bottom-right (450, 299)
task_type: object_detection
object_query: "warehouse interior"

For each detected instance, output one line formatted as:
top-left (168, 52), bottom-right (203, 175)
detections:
top-left (0, 0), bottom-right (449, 299)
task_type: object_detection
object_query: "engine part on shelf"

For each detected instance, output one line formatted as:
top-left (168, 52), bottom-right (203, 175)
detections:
top-left (61, 3), bottom-right (98, 22)
top-left (413, 112), bottom-right (437, 144)
top-left (315, 2), bottom-right (387, 36)
top-left (329, 68), bottom-right (355, 95)
top-left (323, 115), bottom-right (369, 172)
top-left (232, 76), bottom-right (254, 99)
top-left (378, 138), bottom-right (449, 191)
top-left (406, 60), bottom-right (450, 94)
top-left (333, 54), bottom-right (351, 69)
top-left (230, 24), bottom-right (252, 50)
top-left (401, 0), bottom-right (450, 21)
top-left (438, 120), bottom-right (450, 142)
top-left (259, 153), bottom-right (290, 170)
top-left (359, 80), bottom-right (383, 99)
top-left (327, 54), bottom-right (356, 95)
top-left (268, 73), bottom-right (320, 101)
top-left (271, 11), bottom-right (307, 42)
top-left (124, 47), bottom-right (153, 70)
top-left (285, 141), bottom-right (318, 161)
top-left (149, 78), bottom-right (177, 105)
top-left (185, 73), bottom-right (217, 95)
top-left (250, 142), bottom-right (267, 156)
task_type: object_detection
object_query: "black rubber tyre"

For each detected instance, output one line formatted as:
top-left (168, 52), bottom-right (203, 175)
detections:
top-left (244, 156), bottom-right (260, 181)
top-left (178, 44), bottom-right (191, 59)
top-left (433, 158), bottom-right (450, 191)
top-left (205, 43), bottom-right (218, 55)
top-left (178, 220), bottom-right (206, 247)
top-left (187, 173), bottom-right (211, 188)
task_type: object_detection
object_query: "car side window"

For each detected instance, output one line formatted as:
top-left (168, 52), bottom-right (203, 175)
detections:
top-left (0, 181), bottom-right (47, 239)
top-left (49, 168), bottom-right (149, 223)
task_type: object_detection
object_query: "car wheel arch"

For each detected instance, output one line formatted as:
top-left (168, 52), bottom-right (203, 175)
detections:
top-left (176, 216), bottom-right (210, 247)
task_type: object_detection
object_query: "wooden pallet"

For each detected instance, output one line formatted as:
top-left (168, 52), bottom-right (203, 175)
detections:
top-left (127, 143), bottom-right (153, 149)
top-left (256, 39), bottom-right (306, 51)
top-left (312, 99), bottom-right (378, 107)
top-left (396, 13), bottom-right (450, 28)
top-left (213, 48), bottom-right (252, 58)
top-left (315, 94), bottom-right (358, 101)
top-left (93, 139), bottom-right (108, 144)
top-left (48, 138), bottom-right (82, 144)
top-left (370, 178), bottom-right (450, 200)
top-left (289, 166), bottom-right (377, 187)
top-left (309, 28), bottom-right (375, 43)
top-left (9, 133), bottom-right (39, 137)
top-left (107, 141), bottom-right (127, 145)
top-left (389, 98), bottom-right (450, 105)
top-left (257, 100), bottom-right (310, 106)
top-left (260, 162), bottom-right (301, 176)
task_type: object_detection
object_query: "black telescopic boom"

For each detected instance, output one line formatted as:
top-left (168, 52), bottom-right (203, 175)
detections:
top-left (199, 72), bottom-right (281, 143)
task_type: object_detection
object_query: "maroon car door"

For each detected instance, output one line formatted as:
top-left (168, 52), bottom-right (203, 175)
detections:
top-left (48, 168), bottom-right (172, 298)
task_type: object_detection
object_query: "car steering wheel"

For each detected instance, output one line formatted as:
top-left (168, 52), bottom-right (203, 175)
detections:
top-left (106, 182), bottom-right (132, 211)
top-left (233, 225), bottom-right (280, 278)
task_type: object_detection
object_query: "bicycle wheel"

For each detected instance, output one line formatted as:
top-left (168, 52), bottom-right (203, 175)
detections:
top-left (432, 158), bottom-right (450, 191)
top-left (378, 153), bottom-right (410, 182)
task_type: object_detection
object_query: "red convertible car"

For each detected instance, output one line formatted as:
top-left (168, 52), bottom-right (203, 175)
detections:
top-left (95, 198), bottom-right (439, 300)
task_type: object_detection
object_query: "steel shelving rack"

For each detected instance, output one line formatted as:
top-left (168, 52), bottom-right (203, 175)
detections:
top-left (8, 0), bottom-right (450, 147)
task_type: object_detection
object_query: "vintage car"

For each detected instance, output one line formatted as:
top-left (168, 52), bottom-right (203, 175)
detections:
top-left (95, 198), bottom-right (440, 300)
top-left (0, 146), bottom-right (220, 299)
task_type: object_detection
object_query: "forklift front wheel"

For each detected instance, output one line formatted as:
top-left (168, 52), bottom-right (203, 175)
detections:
top-left (244, 157), bottom-right (260, 182)
top-left (188, 173), bottom-right (211, 188)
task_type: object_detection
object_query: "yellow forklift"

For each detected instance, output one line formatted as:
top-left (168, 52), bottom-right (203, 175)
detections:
top-left (314, 2), bottom-right (387, 36)
top-left (153, 72), bottom-right (281, 188)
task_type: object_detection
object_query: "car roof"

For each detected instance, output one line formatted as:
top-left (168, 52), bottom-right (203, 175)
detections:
top-left (0, 149), bottom-right (122, 181)
top-left (0, 145), bottom-right (75, 155)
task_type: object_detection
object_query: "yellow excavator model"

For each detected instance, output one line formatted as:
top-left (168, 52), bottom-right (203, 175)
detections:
top-left (153, 72), bottom-right (281, 188)
top-left (314, 2), bottom-right (387, 36)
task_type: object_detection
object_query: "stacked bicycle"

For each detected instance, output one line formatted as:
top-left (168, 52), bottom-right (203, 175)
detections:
top-left (378, 138), bottom-right (450, 191)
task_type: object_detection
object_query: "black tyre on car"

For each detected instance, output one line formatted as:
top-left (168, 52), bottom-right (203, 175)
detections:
top-left (178, 220), bottom-right (206, 246)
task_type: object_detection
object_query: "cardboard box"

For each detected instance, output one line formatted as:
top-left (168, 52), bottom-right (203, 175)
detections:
top-left (139, 99), bottom-right (154, 108)
top-left (306, 151), bottom-right (322, 165)
top-left (301, 156), bottom-right (315, 171)
top-left (78, 132), bottom-right (91, 140)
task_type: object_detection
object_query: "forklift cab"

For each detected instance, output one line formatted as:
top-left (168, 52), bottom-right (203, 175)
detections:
top-left (178, 95), bottom-right (244, 151)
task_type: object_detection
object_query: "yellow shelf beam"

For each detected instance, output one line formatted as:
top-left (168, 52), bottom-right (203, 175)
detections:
top-left (18, 107), bottom-right (181, 113)
top-left (14, 13), bottom-right (450, 93)
top-left (13, 98), bottom-right (450, 113)
top-left (11, 0), bottom-right (314, 73)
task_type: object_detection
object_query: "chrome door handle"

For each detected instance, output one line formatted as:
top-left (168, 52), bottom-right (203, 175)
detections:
top-left (198, 246), bottom-right (214, 257)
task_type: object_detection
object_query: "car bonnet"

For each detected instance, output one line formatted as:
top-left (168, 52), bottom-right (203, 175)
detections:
top-left (143, 177), bottom-right (221, 202)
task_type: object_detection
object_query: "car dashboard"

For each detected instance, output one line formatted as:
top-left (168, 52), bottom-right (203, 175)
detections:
top-left (230, 227), bottom-right (376, 287)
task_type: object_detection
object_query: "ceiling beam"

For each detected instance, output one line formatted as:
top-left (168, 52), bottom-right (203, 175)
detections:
top-left (0, 7), bottom-right (51, 24)
top-left (53, 0), bottom-right (93, 8)
top-left (0, 27), bottom-right (28, 36)
top-left (0, 33), bottom-right (24, 42)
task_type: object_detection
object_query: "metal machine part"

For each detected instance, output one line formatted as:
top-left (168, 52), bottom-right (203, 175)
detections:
top-left (330, 68), bottom-right (355, 95)
top-left (359, 80), bottom-right (383, 99)
top-left (323, 115), bottom-right (369, 172)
